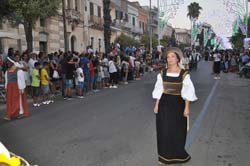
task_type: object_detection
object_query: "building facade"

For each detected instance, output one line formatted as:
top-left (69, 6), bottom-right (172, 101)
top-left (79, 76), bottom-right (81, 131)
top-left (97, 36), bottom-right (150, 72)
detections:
top-left (175, 28), bottom-right (191, 45)
top-left (0, 0), bottom-right (106, 54)
top-left (0, 0), bottom-right (159, 54)
top-left (142, 6), bottom-right (158, 36)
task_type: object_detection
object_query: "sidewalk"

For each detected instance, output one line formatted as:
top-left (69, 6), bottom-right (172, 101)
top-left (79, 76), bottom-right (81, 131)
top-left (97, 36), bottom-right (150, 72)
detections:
top-left (186, 73), bottom-right (250, 166)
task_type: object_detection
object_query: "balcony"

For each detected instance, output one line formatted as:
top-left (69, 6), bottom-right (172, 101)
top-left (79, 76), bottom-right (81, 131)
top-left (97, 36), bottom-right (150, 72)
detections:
top-left (112, 19), bottom-right (122, 29)
top-left (65, 9), bottom-right (81, 20)
top-left (89, 15), bottom-right (104, 30)
top-left (122, 21), bottom-right (131, 30)
top-left (89, 15), bottom-right (103, 25)
top-left (131, 26), bottom-right (143, 34)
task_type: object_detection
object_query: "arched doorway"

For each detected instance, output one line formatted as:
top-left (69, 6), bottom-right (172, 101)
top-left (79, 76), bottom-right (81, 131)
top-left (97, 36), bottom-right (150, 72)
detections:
top-left (71, 36), bottom-right (77, 52)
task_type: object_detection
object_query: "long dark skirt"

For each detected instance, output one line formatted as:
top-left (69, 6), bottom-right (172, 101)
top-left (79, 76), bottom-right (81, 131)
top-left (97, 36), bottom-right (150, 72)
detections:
top-left (214, 61), bottom-right (221, 74)
top-left (156, 94), bottom-right (191, 164)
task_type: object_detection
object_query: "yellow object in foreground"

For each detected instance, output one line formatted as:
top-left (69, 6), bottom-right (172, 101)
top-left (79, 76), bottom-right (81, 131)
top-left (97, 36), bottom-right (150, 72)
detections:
top-left (0, 153), bottom-right (21, 166)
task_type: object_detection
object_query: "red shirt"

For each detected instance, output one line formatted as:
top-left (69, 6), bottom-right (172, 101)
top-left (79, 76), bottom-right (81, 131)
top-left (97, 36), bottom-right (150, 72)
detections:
top-left (89, 61), bottom-right (95, 76)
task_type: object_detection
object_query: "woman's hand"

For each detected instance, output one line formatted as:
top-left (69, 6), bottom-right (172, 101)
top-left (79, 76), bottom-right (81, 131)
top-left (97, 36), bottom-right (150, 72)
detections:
top-left (183, 107), bottom-right (190, 117)
top-left (154, 105), bottom-right (158, 114)
top-left (154, 99), bottom-right (160, 114)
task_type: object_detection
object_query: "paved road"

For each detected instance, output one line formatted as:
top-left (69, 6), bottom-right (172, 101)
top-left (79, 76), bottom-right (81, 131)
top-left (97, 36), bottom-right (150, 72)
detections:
top-left (0, 60), bottom-right (249, 166)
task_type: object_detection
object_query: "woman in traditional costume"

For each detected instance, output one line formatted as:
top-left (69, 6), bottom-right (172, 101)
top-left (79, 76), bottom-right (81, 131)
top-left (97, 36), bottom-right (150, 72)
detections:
top-left (152, 47), bottom-right (197, 165)
top-left (4, 57), bottom-right (29, 121)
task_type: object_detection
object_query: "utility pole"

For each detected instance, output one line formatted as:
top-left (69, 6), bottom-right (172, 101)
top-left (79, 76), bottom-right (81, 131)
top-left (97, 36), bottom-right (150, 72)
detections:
top-left (62, 0), bottom-right (68, 52)
top-left (149, 0), bottom-right (152, 54)
top-left (157, 0), bottom-right (160, 46)
top-left (246, 0), bottom-right (249, 37)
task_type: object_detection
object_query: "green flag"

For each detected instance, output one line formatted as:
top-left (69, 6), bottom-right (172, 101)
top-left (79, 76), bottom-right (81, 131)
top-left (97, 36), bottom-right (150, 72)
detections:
top-left (211, 38), bottom-right (215, 46)
top-left (203, 28), bottom-right (208, 47)
top-left (232, 20), bottom-right (238, 35)
top-left (191, 23), bottom-right (198, 43)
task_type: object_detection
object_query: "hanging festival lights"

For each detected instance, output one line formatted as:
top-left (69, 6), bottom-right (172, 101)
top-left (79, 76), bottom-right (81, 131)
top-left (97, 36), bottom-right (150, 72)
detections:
top-left (158, 0), bottom-right (185, 39)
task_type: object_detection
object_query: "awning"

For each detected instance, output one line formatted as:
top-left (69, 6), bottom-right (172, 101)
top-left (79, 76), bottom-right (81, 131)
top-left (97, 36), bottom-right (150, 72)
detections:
top-left (0, 31), bottom-right (21, 39)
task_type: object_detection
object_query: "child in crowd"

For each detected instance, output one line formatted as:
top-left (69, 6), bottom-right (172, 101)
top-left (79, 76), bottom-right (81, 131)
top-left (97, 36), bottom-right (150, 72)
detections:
top-left (41, 62), bottom-right (54, 104)
top-left (31, 62), bottom-right (41, 107)
top-left (76, 62), bottom-right (84, 98)
top-left (97, 63), bottom-right (103, 89)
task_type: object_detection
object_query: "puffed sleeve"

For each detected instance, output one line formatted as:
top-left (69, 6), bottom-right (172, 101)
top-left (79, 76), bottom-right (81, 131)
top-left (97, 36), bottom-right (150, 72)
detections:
top-left (4, 72), bottom-right (7, 89)
top-left (17, 70), bottom-right (26, 90)
top-left (152, 73), bottom-right (163, 99)
top-left (181, 74), bottom-right (198, 102)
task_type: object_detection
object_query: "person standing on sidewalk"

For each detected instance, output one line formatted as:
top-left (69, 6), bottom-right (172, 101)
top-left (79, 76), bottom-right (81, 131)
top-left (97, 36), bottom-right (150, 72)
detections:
top-left (152, 47), bottom-right (197, 165)
top-left (213, 50), bottom-right (222, 79)
top-left (31, 62), bottom-right (41, 107)
top-left (41, 62), bottom-right (54, 104)
top-left (4, 57), bottom-right (29, 120)
top-left (108, 56), bottom-right (118, 88)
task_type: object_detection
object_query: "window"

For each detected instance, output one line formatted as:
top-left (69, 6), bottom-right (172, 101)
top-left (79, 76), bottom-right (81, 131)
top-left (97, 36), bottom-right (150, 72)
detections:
top-left (132, 17), bottom-right (135, 26)
top-left (0, 22), bottom-right (3, 29)
top-left (40, 18), bottom-right (46, 27)
top-left (98, 6), bottom-right (101, 17)
top-left (75, 0), bottom-right (78, 11)
top-left (120, 11), bottom-right (123, 19)
top-left (142, 22), bottom-right (145, 32)
top-left (90, 2), bottom-right (94, 16)
top-left (115, 10), bottom-right (119, 19)
top-left (39, 42), bottom-right (47, 55)
top-left (125, 13), bottom-right (128, 22)
top-left (139, 21), bottom-right (141, 28)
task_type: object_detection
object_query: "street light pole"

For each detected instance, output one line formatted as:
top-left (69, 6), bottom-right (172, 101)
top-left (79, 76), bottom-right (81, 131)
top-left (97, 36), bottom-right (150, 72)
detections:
top-left (62, 0), bottom-right (68, 52)
top-left (149, 0), bottom-right (152, 54)
top-left (157, 0), bottom-right (160, 46)
top-left (246, 0), bottom-right (249, 37)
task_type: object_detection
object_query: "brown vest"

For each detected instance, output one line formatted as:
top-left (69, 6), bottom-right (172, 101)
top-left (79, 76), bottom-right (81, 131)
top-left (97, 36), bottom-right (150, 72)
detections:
top-left (161, 69), bottom-right (188, 96)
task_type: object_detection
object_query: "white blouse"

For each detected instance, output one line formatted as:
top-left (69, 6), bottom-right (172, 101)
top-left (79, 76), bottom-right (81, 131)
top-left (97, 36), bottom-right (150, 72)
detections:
top-left (152, 73), bottom-right (198, 101)
top-left (5, 70), bottom-right (26, 90)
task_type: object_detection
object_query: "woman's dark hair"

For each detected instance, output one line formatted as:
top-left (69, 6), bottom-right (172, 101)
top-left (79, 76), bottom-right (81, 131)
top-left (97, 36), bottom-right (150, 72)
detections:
top-left (48, 53), bottom-right (54, 60)
top-left (43, 61), bottom-right (49, 66)
top-left (175, 52), bottom-right (181, 63)
top-left (38, 52), bottom-right (44, 59)
top-left (34, 62), bottom-right (40, 67)
top-left (109, 56), bottom-right (114, 61)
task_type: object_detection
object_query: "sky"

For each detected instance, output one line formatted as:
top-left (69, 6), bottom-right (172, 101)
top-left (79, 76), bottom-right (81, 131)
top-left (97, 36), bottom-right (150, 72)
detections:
top-left (132, 0), bottom-right (249, 48)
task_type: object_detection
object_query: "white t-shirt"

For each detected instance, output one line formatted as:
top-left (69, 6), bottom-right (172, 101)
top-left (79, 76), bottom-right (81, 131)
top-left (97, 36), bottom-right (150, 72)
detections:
top-left (76, 67), bottom-right (84, 82)
top-left (129, 56), bottom-right (136, 68)
top-left (28, 58), bottom-right (37, 76)
top-left (213, 53), bottom-right (221, 62)
top-left (135, 60), bottom-right (141, 69)
top-left (108, 60), bottom-right (117, 73)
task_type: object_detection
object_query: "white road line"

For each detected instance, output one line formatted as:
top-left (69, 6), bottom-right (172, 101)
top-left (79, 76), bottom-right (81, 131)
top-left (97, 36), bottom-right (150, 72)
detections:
top-left (186, 80), bottom-right (219, 148)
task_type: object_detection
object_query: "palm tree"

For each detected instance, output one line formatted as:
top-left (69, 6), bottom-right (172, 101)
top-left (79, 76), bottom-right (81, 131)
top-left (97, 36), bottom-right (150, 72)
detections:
top-left (187, 2), bottom-right (202, 47)
top-left (103, 0), bottom-right (112, 53)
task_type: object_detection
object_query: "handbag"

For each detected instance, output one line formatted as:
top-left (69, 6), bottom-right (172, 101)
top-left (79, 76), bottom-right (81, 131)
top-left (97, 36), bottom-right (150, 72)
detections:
top-left (52, 70), bottom-right (59, 79)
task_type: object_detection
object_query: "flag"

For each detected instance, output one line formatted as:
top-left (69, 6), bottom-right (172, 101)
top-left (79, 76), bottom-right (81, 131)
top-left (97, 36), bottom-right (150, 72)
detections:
top-left (211, 38), bottom-right (215, 46)
top-left (191, 23), bottom-right (198, 44)
top-left (237, 15), bottom-right (246, 35)
top-left (203, 28), bottom-right (208, 47)
top-left (232, 20), bottom-right (238, 35)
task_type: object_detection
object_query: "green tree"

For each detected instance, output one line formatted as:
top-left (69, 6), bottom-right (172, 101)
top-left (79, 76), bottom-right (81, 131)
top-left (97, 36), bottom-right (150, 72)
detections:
top-left (229, 28), bottom-right (245, 50)
top-left (115, 33), bottom-right (139, 48)
top-left (140, 35), bottom-right (158, 50)
top-left (187, 2), bottom-right (202, 46)
top-left (0, 0), bottom-right (60, 53)
top-left (187, 2), bottom-right (202, 20)
top-left (103, 0), bottom-right (112, 53)
top-left (170, 29), bottom-right (177, 47)
top-left (160, 35), bottom-right (171, 47)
